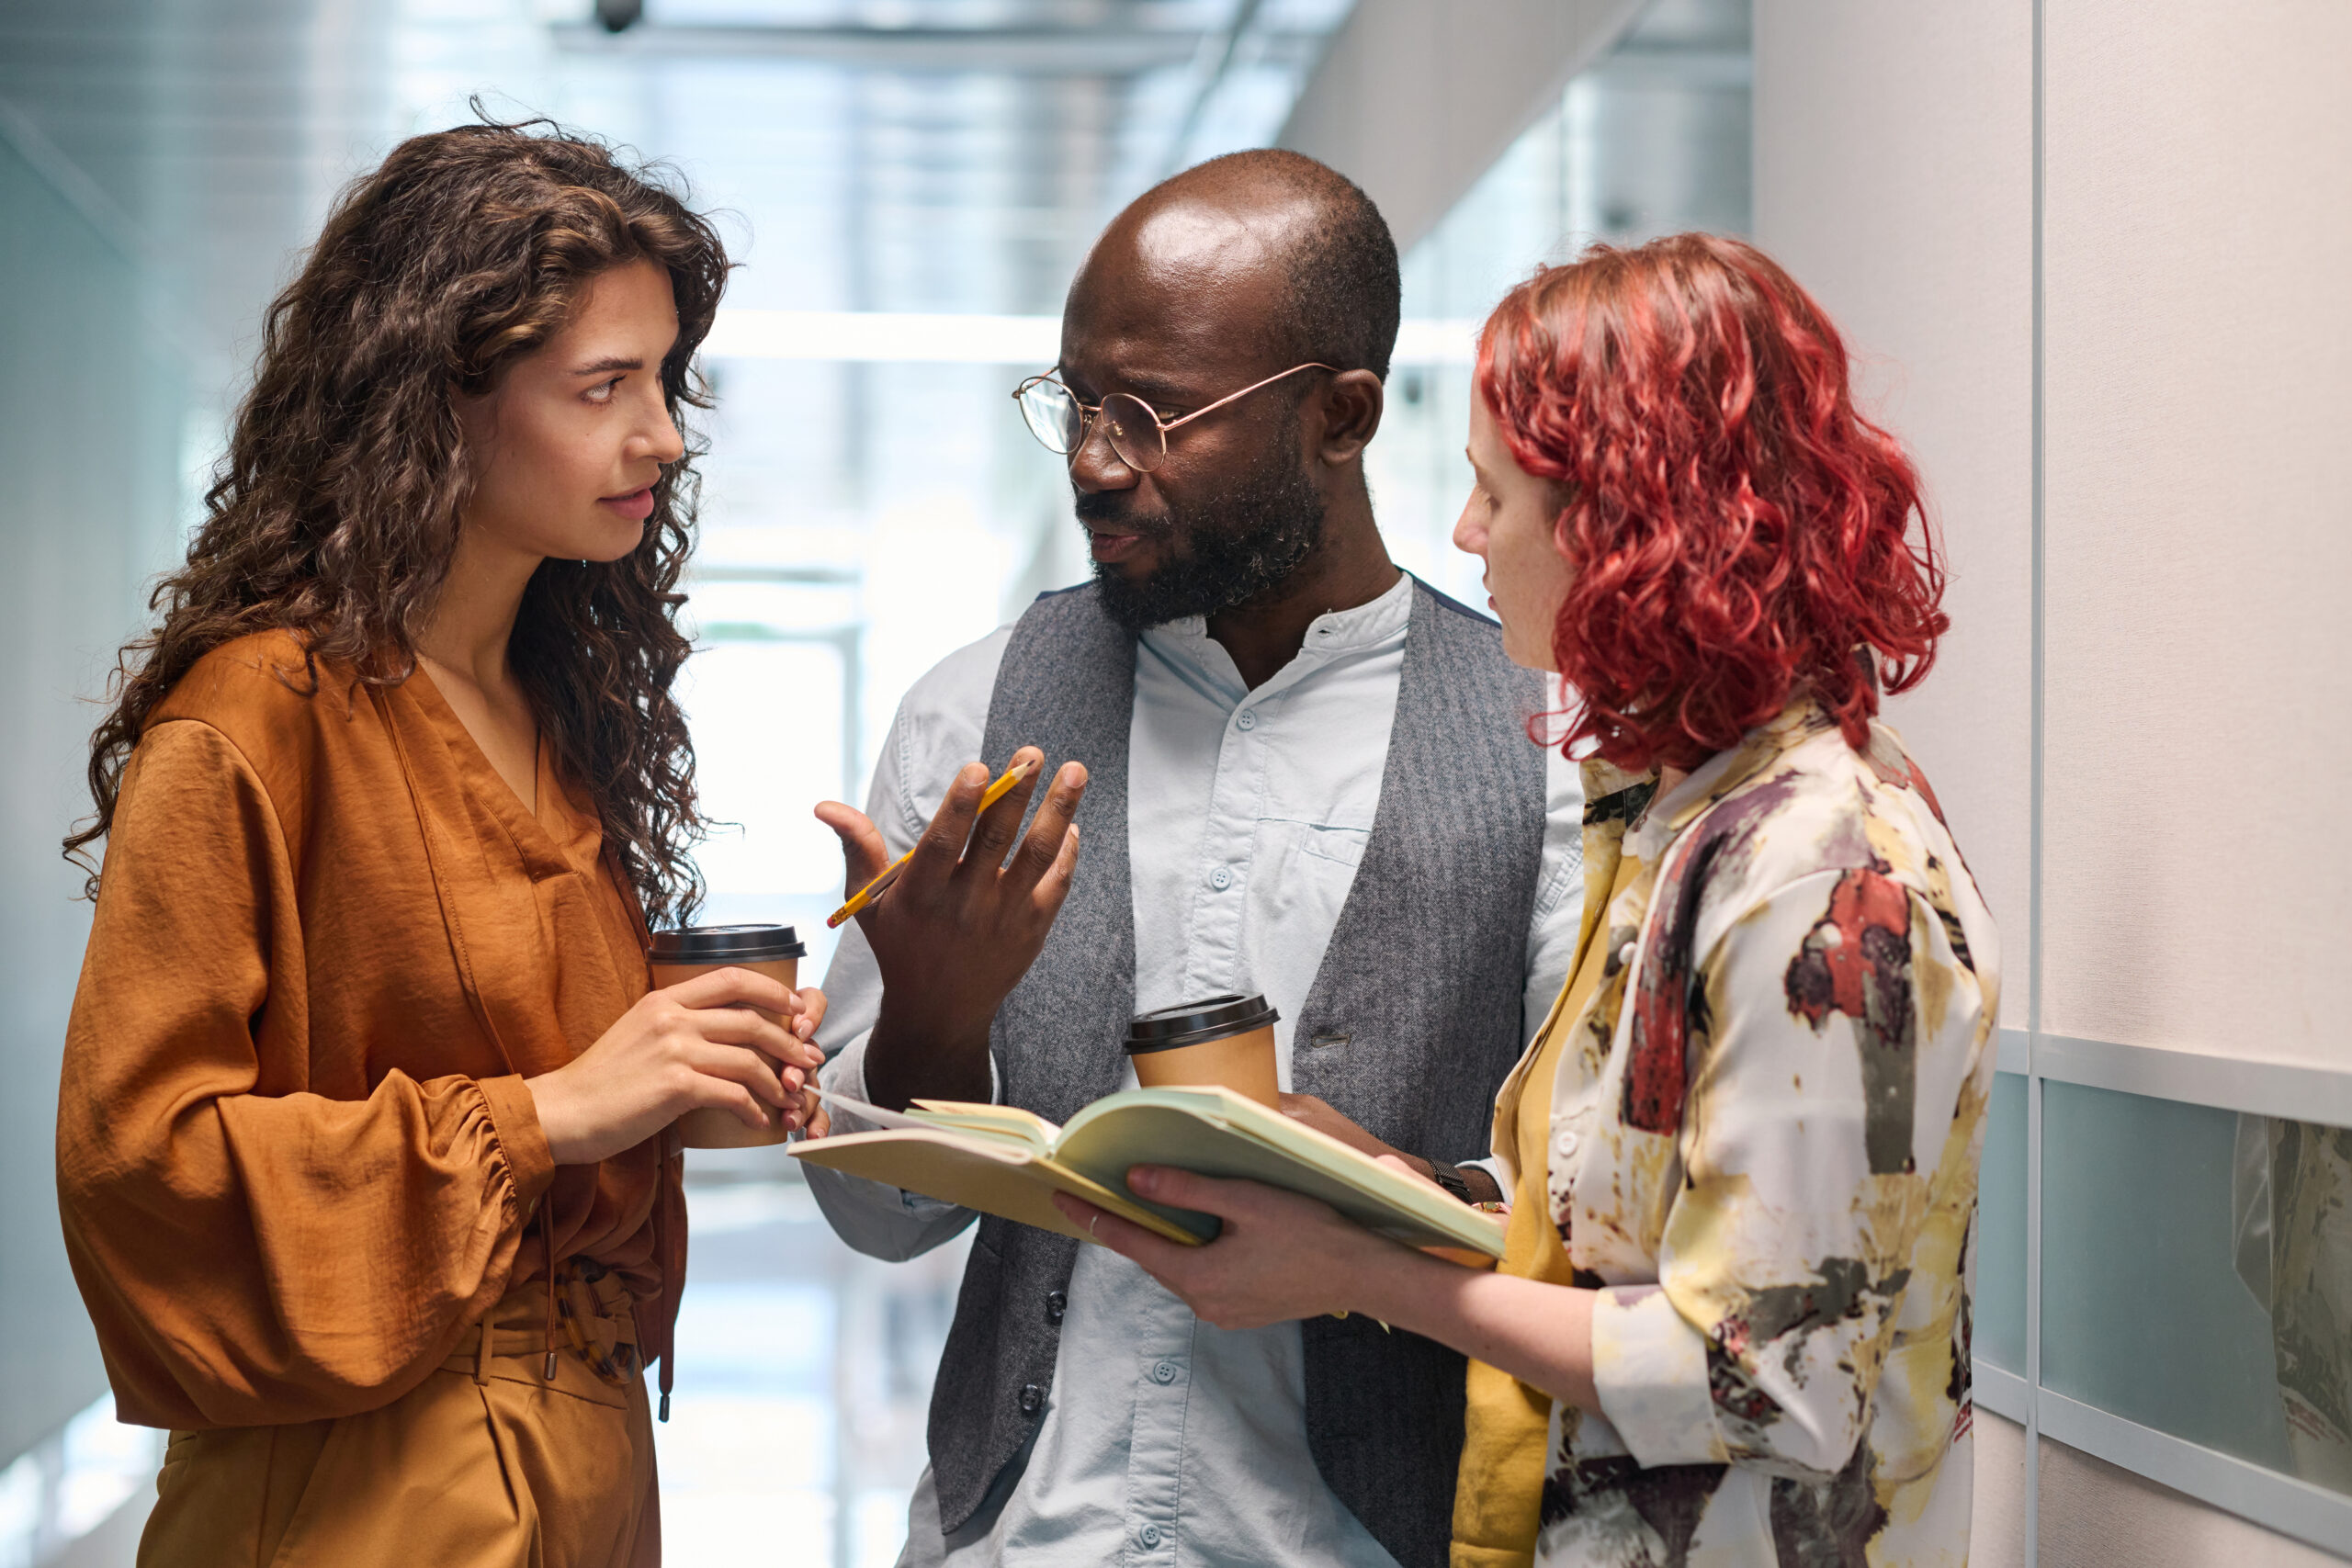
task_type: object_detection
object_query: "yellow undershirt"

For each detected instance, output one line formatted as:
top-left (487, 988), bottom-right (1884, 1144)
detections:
top-left (1451, 847), bottom-right (1645, 1568)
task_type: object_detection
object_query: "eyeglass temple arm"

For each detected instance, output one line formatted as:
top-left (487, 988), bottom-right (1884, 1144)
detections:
top-left (1158, 362), bottom-right (1338, 434)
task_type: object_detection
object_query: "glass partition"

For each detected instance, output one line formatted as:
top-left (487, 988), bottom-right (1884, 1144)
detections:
top-left (2041, 1082), bottom-right (2352, 1496)
top-left (1977, 1069), bottom-right (2030, 1378)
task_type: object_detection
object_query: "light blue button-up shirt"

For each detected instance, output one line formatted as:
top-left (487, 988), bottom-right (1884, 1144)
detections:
top-left (807, 575), bottom-right (1586, 1568)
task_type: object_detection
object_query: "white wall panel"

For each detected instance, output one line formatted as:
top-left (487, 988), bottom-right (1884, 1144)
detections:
top-left (2040, 0), bottom-right (2352, 1066)
top-left (1752, 3), bottom-right (2352, 1555)
top-left (1753, 0), bottom-right (2036, 1027)
top-left (1977, 1410), bottom-right (2032, 1568)
top-left (2040, 1438), bottom-right (2345, 1568)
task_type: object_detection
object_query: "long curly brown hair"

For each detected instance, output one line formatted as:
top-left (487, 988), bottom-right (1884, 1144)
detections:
top-left (66, 116), bottom-right (728, 927)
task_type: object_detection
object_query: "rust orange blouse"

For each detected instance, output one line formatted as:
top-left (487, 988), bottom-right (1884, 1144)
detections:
top-left (56, 630), bottom-right (673, 1429)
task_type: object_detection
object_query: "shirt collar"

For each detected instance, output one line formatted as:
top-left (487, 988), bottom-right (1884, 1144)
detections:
top-left (1139, 570), bottom-right (1416, 668)
top-left (1581, 695), bottom-right (1844, 852)
top-left (1300, 570), bottom-right (1417, 653)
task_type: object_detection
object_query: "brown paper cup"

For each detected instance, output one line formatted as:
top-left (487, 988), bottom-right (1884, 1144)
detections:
top-left (1127, 1021), bottom-right (1279, 1108)
top-left (646, 925), bottom-right (807, 1149)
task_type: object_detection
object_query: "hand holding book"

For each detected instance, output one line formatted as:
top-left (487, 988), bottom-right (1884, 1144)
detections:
top-left (791, 1083), bottom-right (1505, 1259)
top-left (1051, 1163), bottom-right (1434, 1331)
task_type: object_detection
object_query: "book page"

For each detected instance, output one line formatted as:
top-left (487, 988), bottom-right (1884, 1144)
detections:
top-left (812, 1088), bottom-right (939, 1133)
top-left (906, 1100), bottom-right (1061, 1155)
top-left (1054, 1089), bottom-right (1506, 1258)
top-left (788, 1128), bottom-right (1201, 1247)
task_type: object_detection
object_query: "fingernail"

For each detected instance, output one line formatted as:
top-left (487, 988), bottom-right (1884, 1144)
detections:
top-left (1129, 1168), bottom-right (1158, 1194)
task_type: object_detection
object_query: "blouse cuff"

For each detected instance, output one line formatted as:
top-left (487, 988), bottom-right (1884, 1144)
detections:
top-left (818, 1037), bottom-right (995, 1219)
top-left (474, 1074), bottom-right (558, 1213)
top-left (1590, 1283), bottom-right (1731, 1468)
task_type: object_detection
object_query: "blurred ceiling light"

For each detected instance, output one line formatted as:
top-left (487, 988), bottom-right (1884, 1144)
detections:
top-left (702, 310), bottom-right (1481, 366)
top-left (548, 19), bottom-right (1330, 74)
top-left (704, 311), bottom-right (1059, 364)
top-left (594, 0), bottom-right (644, 34)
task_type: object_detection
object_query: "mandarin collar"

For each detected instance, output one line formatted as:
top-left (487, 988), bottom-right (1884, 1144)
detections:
top-left (1591, 697), bottom-right (1843, 858)
top-left (1139, 570), bottom-right (1416, 667)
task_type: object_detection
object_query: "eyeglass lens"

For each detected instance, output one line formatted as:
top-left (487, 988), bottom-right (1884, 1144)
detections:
top-left (1015, 380), bottom-right (1170, 472)
top-left (1096, 393), bottom-right (1166, 471)
top-left (1017, 379), bottom-right (1083, 454)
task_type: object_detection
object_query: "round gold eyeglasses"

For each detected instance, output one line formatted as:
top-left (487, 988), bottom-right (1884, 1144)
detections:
top-left (1012, 363), bottom-right (1335, 473)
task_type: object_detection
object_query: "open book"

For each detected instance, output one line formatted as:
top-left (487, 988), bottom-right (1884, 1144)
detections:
top-left (790, 1084), bottom-right (1506, 1259)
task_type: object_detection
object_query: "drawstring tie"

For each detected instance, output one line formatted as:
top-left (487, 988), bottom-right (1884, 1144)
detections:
top-left (544, 1199), bottom-right (560, 1381)
top-left (652, 1132), bottom-right (680, 1422)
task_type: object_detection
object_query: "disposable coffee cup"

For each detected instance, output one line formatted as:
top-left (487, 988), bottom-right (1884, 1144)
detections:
top-left (1124, 994), bottom-right (1281, 1109)
top-left (647, 924), bottom-right (809, 1149)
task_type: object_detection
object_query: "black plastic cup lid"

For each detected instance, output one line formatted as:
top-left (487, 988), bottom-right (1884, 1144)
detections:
top-left (1124, 994), bottom-right (1280, 1054)
top-left (648, 923), bottom-right (808, 964)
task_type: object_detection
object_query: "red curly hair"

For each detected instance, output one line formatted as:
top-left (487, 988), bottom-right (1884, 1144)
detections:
top-left (1476, 233), bottom-right (1946, 773)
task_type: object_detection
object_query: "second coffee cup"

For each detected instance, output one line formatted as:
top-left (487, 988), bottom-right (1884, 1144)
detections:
top-left (1124, 994), bottom-right (1281, 1109)
top-left (647, 923), bottom-right (809, 1149)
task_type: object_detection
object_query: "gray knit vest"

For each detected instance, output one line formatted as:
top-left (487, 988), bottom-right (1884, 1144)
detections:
top-left (927, 578), bottom-right (1547, 1568)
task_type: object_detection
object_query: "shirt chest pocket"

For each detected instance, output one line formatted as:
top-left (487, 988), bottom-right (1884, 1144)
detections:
top-left (1286, 821), bottom-right (1369, 870)
top-left (1241, 820), bottom-right (1373, 956)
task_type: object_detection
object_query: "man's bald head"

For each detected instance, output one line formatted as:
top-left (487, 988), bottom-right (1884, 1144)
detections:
top-left (1075, 149), bottom-right (1400, 383)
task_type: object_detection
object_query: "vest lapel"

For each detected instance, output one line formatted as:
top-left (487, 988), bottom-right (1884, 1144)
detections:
top-left (979, 586), bottom-right (1138, 1126)
top-left (929, 585), bottom-right (1139, 1536)
top-left (1292, 581), bottom-right (1549, 1157)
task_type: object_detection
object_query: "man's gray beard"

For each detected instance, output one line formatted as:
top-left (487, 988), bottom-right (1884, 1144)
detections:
top-left (1086, 450), bottom-right (1328, 633)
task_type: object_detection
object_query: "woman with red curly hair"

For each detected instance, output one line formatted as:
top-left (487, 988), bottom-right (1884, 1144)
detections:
top-left (1061, 233), bottom-right (2001, 1565)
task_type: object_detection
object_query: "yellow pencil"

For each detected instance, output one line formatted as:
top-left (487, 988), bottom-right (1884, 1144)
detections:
top-left (826, 758), bottom-right (1039, 929)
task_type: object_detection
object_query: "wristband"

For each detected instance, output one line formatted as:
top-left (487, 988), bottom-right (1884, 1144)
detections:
top-left (1425, 1158), bottom-right (1475, 1205)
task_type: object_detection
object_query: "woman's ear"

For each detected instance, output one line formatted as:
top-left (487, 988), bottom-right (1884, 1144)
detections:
top-left (1314, 368), bottom-right (1385, 466)
top-left (451, 384), bottom-right (500, 478)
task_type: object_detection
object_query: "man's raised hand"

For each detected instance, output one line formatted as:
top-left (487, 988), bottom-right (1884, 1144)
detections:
top-left (814, 746), bottom-right (1086, 1110)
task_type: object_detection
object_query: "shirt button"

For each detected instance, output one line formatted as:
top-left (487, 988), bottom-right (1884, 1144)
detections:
top-left (1018, 1382), bottom-right (1044, 1417)
top-left (1236, 708), bottom-right (1258, 731)
top-left (1151, 1359), bottom-right (1178, 1384)
top-left (1139, 1524), bottom-right (1164, 1549)
top-left (1207, 865), bottom-right (1233, 891)
top-left (1046, 1291), bottom-right (1067, 1325)
top-left (1555, 1130), bottom-right (1581, 1160)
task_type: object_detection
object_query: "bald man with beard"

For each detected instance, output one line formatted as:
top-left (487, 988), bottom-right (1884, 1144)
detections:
top-left (807, 151), bottom-right (1586, 1568)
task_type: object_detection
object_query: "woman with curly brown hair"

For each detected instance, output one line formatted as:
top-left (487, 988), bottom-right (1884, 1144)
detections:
top-left (54, 119), bottom-right (824, 1567)
top-left (1062, 234), bottom-right (2000, 1565)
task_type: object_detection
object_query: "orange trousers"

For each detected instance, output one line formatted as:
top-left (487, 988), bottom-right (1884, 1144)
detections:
top-left (139, 1273), bottom-right (659, 1567)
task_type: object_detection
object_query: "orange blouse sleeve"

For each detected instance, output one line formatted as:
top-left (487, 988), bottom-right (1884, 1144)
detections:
top-left (55, 718), bottom-right (557, 1428)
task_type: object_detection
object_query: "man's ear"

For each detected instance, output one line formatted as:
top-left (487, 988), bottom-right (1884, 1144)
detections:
top-left (1314, 368), bottom-right (1385, 467)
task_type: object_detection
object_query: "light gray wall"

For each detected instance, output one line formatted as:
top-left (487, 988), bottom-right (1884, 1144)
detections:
top-left (2037, 0), bottom-right (2352, 1069)
top-left (0, 129), bottom-right (189, 1463)
top-left (1278, 0), bottom-right (1649, 250)
top-left (1753, 0), bottom-right (2035, 1028)
top-left (1978, 1411), bottom-right (2032, 1568)
top-left (1756, 0), bottom-right (2351, 1560)
top-left (2039, 1438), bottom-right (2346, 1568)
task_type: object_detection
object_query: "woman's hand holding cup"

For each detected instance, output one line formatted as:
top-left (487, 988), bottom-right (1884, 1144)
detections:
top-left (526, 967), bottom-right (827, 1167)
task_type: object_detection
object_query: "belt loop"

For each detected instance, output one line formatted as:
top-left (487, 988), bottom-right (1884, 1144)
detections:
top-left (474, 1312), bottom-right (494, 1385)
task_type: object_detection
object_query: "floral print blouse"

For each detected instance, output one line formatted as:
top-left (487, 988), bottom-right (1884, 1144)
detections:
top-left (1491, 700), bottom-right (2000, 1566)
